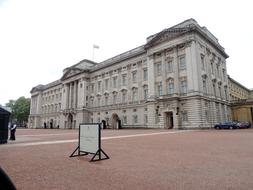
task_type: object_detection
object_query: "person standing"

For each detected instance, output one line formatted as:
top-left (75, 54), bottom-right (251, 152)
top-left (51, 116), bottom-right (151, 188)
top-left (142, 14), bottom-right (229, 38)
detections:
top-left (9, 123), bottom-right (16, 140)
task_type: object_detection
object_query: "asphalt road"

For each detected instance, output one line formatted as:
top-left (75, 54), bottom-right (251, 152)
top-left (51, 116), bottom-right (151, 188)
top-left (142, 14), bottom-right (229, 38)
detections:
top-left (1, 128), bottom-right (253, 190)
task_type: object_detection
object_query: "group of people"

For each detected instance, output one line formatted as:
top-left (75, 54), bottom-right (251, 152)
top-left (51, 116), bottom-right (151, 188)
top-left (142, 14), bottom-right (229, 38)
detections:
top-left (44, 122), bottom-right (60, 129)
top-left (8, 122), bottom-right (16, 140)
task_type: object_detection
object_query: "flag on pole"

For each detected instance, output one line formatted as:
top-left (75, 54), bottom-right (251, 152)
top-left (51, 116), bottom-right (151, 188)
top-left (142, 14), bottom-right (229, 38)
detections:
top-left (93, 44), bottom-right (99, 49)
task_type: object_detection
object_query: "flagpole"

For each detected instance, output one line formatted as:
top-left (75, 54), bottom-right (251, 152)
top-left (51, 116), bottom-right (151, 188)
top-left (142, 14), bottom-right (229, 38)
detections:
top-left (92, 44), bottom-right (99, 62)
top-left (92, 46), bottom-right (94, 61)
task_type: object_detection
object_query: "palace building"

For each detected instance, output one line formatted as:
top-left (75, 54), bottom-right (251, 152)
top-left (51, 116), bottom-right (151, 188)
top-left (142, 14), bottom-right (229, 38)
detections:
top-left (228, 76), bottom-right (253, 124)
top-left (29, 18), bottom-right (231, 129)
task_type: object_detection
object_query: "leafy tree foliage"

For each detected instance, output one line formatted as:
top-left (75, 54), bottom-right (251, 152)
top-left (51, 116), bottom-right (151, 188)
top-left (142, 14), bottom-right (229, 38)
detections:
top-left (5, 97), bottom-right (30, 123)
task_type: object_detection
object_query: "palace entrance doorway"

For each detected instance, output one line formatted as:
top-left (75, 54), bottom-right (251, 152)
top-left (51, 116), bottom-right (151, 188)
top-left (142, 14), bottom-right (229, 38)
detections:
top-left (111, 113), bottom-right (121, 129)
top-left (165, 112), bottom-right (174, 129)
top-left (67, 114), bottom-right (73, 129)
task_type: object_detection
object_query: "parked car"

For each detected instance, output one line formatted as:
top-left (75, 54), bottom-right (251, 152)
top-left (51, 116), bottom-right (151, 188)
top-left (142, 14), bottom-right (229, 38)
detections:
top-left (214, 121), bottom-right (239, 129)
top-left (16, 123), bottom-right (27, 128)
top-left (237, 121), bottom-right (251, 129)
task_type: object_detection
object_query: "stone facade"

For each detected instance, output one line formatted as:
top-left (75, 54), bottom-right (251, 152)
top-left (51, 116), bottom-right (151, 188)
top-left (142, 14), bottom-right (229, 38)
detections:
top-left (228, 76), bottom-right (251, 101)
top-left (29, 18), bottom-right (231, 129)
top-left (228, 76), bottom-right (253, 123)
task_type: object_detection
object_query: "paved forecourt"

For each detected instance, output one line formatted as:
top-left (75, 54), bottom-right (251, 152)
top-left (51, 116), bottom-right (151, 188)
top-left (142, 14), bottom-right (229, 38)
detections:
top-left (1, 128), bottom-right (253, 190)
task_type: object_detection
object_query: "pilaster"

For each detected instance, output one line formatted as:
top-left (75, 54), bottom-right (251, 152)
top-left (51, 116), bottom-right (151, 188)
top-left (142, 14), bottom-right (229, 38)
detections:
top-left (186, 41), bottom-right (199, 93)
top-left (147, 54), bottom-right (155, 99)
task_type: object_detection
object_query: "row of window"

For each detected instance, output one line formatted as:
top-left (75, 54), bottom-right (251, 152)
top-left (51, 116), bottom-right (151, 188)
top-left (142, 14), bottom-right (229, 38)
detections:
top-left (91, 69), bottom-right (148, 93)
top-left (42, 88), bottom-right (61, 96)
top-left (90, 88), bottom-right (144, 106)
top-left (42, 93), bottom-right (62, 103)
top-left (201, 54), bottom-right (227, 82)
top-left (89, 79), bottom-right (188, 107)
top-left (202, 78), bottom-right (228, 99)
top-left (155, 56), bottom-right (186, 76)
top-left (93, 114), bottom-right (148, 125)
top-left (156, 78), bottom-right (187, 96)
top-left (41, 103), bottom-right (61, 114)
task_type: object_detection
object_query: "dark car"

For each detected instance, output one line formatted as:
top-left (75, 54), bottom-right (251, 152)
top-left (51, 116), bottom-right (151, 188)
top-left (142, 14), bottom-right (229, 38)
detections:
top-left (237, 121), bottom-right (251, 129)
top-left (214, 121), bottom-right (239, 129)
top-left (16, 123), bottom-right (27, 128)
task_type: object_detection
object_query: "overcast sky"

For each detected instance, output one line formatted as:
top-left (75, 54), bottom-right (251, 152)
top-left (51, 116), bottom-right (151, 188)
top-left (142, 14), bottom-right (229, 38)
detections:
top-left (0, 0), bottom-right (252, 105)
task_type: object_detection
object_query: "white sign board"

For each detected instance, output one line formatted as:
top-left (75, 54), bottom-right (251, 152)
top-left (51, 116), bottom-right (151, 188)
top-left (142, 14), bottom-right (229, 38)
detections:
top-left (79, 124), bottom-right (99, 154)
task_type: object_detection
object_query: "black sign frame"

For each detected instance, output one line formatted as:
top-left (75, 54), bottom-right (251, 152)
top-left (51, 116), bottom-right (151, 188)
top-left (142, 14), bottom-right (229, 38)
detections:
top-left (69, 123), bottom-right (109, 162)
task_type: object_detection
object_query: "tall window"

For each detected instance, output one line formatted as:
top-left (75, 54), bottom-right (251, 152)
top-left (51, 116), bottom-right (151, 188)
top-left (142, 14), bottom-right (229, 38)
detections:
top-left (91, 84), bottom-right (94, 93)
top-left (218, 84), bottom-right (222, 98)
top-left (222, 69), bottom-right (226, 81)
top-left (113, 94), bottom-right (117, 104)
top-left (224, 86), bottom-right (228, 100)
top-left (123, 116), bottom-right (127, 124)
top-left (143, 69), bottom-right (148, 81)
top-left (201, 55), bottom-right (205, 70)
top-left (167, 60), bottom-right (173, 73)
top-left (213, 82), bottom-right (216, 96)
top-left (105, 79), bottom-right (109, 90)
top-left (156, 62), bottom-right (162, 75)
top-left (216, 64), bottom-right (220, 77)
top-left (90, 98), bottom-right (94, 106)
top-left (133, 115), bottom-right (138, 124)
top-left (132, 88), bottom-right (138, 101)
top-left (180, 78), bottom-right (187, 94)
top-left (113, 77), bottom-right (117, 88)
top-left (203, 79), bottom-right (207, 93)
top-left (168, 80), bottom-right (174, 95)
top-left (122, 91), bottom-right (127, 103)
top-left (98, 81), bottom-right (101, 91)
top-left (97, 96), bottom-right (101, 106)
top-left (144, 114), bottom-right (148, 124)
top-left (122, 74), bottom-right (127, 86)
top-left (179, 56), bottom-right (186, 70)
top-left (143, 86), bottom-right (148, 99)
top-left (211, 62), bottom-right (214, 74)
top-left (157, 82), bottom-right (163, 96)
top-left (105, 96), bottom-right (108, 106)
top-left (132, 71), bottom-right (137, 83)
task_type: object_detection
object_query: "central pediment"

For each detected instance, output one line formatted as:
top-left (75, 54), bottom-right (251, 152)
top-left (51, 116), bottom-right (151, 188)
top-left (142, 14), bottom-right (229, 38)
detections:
top-left (61, 59), bottom-right (96, 81)
top-left (61, 68), bottom-right (83, 81)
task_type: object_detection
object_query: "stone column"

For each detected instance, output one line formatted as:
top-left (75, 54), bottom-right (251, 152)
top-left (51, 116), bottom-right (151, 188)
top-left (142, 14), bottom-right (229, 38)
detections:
top-left (186, 41), bottom-right (199, 93)
top-left (69, 82), bottom-right (73, 109)
top-left (75, 80), bottom-right (78, 108)
top-left (66, 83), bottom-right (70, 109)
top-left (73, 81), bottom-right (76, 108)
top-left (161, 51), bottom-right (166, 95)
top-left (173, 47), bottom-right (179, 94)
top-left (30, 97), bottom-right (33, 114)
top-left (147, 54), bottom-right (155, 99)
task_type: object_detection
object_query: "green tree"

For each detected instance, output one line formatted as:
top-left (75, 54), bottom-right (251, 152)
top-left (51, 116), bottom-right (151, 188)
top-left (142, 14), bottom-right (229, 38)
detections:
top-left (5, 99), bottom-right (15, 111)
top-left (5, 99), bottom-right (16, 121)
top-left (5, 97), bottom-right (30, 124)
